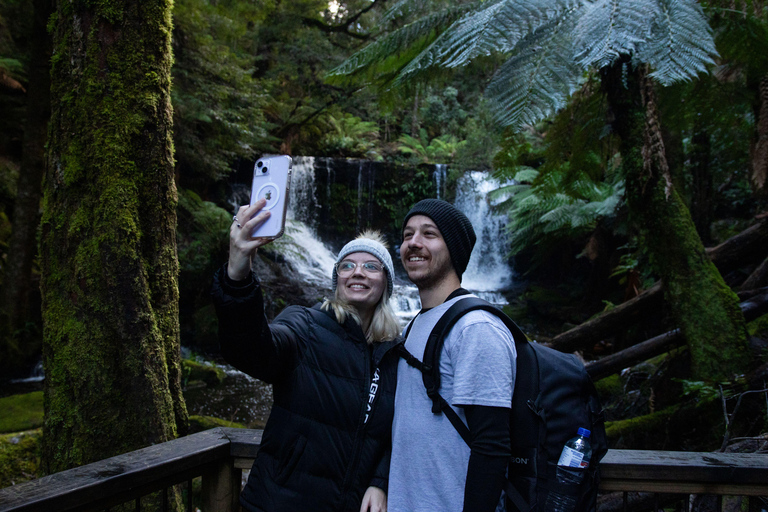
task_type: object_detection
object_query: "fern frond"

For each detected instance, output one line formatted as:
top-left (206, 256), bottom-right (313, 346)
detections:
top-left (573, 0), bottom-right (653, 69)
top-left (396, 0), bottom-right (580, 84)
top-left (486, 4), bottom-right (586, 129)
top-left (327, 6), bottom-right (472, 80)
top-left (380, 0), bottom-right (437, 25)
top-left (514, 168), bottom-right (541, 183)
top-left (639, 0), bottom-right (718, 85)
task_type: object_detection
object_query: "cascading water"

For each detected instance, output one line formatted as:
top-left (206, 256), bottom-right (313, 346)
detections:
top-left (279, 157), bottom-right (336, 286)
top-left (455, 171), bottom-right (513, 300)
top-left (434, 164), bottom-right (447, 200)
top-left (275, 158), bottom-right (513, 320)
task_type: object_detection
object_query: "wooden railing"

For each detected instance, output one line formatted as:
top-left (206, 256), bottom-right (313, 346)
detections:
top-left (0, 427), bottom-right (766, 511)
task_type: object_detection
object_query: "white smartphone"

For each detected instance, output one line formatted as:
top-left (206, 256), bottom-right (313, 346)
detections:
top-left (249, 155), bottom-right (292, 239)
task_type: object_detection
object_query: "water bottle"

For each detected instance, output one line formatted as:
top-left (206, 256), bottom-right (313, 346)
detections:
top-left (545, 428), bottom-right (592, 512)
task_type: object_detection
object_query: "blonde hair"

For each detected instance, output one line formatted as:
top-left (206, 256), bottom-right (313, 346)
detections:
top-left (322, 230), bottom-right (401, 343)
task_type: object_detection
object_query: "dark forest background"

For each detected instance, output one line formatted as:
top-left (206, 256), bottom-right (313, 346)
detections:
top-left (1, 0), bottom-right (768, 490)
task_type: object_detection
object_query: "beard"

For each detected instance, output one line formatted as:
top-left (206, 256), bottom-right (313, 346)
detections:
top-left (403, 251), bottom-right (455, 290)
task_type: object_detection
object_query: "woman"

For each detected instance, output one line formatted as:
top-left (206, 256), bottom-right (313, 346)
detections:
top-left (211, 199), bottom-right (402, 512)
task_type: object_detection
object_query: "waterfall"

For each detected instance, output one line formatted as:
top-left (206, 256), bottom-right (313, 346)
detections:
top-left (10, 359), bottom-right (44, 383)
top-left (248, 158), bottom-right (513, 322)
top-left (275, 156), bottom-right (337, 286)
top-left (434, 164), bottom-right (447, 200)
top-left (455, 171), bottom-right (513, 299)
top-left (289, 156), bottom-right (319, 229)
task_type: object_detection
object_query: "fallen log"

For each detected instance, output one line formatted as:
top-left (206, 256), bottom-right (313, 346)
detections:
top-left (585, 289), bottom-right (768, 381)
top-left (547, 283), bottom-right (663, 354)
top-left (706, 216), bottom-right (768, 272)
top-left (547, 218), bottom-right (768, 354)
top-left (740, 256), bottom-right (768, 291)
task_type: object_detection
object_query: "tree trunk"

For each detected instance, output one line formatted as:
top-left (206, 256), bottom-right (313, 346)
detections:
top-left (0, 0), bottom-right (53, 377)
top-left (41, 0), bottom-right (187, 475)
top-left (751, 74), bottom-right (768, 190)
top-left (690, 119), bottom-right (714, 245)
top-left (601, 60), bottom-right (750, 381)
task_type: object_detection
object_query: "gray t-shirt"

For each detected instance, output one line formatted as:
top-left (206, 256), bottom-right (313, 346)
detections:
top-left (388, 295), bottom-right (517, 512)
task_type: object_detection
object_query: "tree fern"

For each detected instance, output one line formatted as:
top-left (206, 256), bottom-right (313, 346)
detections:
top-left (573, 0), bottom-right (653, 70)
top-left (332, 0), bottom-right (719, 129)
top-left (495, 167), bottom-right (625, 254)
top-left (487, 6), bottom-right (586, 129)
top-left (397, 0), bottom-right (577, 79)
top-left (638, 0), bottom-right (718, 85)
top-left (326, 5), bottom-right (473, 81)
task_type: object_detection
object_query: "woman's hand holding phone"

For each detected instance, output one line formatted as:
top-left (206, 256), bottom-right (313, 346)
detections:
top-left (227, 199), bottom-right (273, 281)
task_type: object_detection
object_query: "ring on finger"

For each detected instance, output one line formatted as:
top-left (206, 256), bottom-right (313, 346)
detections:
top-left (233, 215), bottom-right (242, 228)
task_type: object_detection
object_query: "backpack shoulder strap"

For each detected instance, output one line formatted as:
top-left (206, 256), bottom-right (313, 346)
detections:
top-left (407, 297), bottom-right (528, 432)
top-left (398, 297), bottom-right (535, 510)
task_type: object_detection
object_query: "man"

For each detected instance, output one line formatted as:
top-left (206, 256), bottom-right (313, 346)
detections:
top-left (389, 198), bottom-right (517, 512)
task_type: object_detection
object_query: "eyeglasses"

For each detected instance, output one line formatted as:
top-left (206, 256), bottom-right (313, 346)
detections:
top-left (336, 260), bottom-right (384, 277)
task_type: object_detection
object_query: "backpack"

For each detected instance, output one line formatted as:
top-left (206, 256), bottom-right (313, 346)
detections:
top-left (398, 296), bottom-right (607, 512)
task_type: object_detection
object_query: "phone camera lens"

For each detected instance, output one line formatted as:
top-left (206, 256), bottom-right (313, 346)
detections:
top-left (261, 167), bottom-right (268, 174)
top-left (256, 161), bottom-right (263, 168)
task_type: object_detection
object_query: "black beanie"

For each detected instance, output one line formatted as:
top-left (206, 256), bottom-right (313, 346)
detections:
top-left (403, 199), bottom-right (477, 278)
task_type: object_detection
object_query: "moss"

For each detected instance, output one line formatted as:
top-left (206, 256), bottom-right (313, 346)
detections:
top-left (40, 0), bottom-right (186, 473)
top-left (747, 313), bottom-right (768, 339)
top-left (182, 359), bottom-right (226, 388)
top-left (594, 374), bottom-right (623, 403)
top-left (188, 415), bottom-right (245, 434)
top-left (605, 404), bottom-right (681, 447)
top-left (605, 63), bottom-right (750, 382)
top-left (0, 429), bottom-right (43, 487)
top-left (0, 392), bottom-right (44, 433)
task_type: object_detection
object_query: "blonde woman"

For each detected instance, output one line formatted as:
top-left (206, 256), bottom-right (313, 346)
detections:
top-left (211, 198), bottom-right (401, 512)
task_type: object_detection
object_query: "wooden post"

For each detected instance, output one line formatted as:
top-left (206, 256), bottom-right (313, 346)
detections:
top-left (201, 460), bottom-right (241, 512)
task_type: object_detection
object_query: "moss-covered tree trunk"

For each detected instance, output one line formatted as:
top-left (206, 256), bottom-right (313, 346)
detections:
top-left (601, 61), bottom-right (750, 381)
top-left (40, 0), bottom-right (187, 474)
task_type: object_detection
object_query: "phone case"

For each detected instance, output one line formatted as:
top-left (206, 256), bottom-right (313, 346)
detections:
top-left (249, 155), bottom-right (292, 239)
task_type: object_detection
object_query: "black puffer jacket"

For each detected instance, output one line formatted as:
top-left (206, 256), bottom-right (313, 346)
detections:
top-left (211, 266), bottom-right (401, 512)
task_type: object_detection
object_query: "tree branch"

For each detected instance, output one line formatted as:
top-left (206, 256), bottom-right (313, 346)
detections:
top-left (300, 0), bottom-right (389, 40)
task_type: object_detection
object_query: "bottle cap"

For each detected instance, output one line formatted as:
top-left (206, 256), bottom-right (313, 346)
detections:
top-left (578, 427), bottom-right (591, 437)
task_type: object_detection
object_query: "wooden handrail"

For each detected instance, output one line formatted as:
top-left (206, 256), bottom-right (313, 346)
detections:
top-left (0, 428), bottom-right (245, 512)
top-left (0, 428), bottom-right (766, 512)
top-left (601, 449), bottom-right (768, 495)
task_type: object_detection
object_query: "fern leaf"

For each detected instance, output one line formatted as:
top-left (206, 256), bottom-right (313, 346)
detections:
top-left (573, 0), bottom-right (653, 69)
top-left (327, 6), bottom-right (472, 80)
top-left (397, 0), bottom-right (580, 82)
top-left (486, 4), bottom-right (586, 129)
top-left (640, 0), bottom-right (718, 85)
top-left (514, 168), bottom-right (541, 183)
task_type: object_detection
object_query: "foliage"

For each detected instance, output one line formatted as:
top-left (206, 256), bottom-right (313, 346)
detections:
top-left (176, 189), bottom-right (232, 278)
top-left (318, 112), bottom-right (381, 159)
top-left (330, 0), bottom-right (719, 131)
top-left (609, 239), bottom-right (656, 291)
top-left (675, 378), bottom-right (727, 403)
top-left (491, 165), bottom-right (625, 256)
top-left (418, 86), bottom-right (468, 138)
top-left (397, 129), bottom-right (467, 164)
top-left (172, 0), bottom-right (270, 188)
